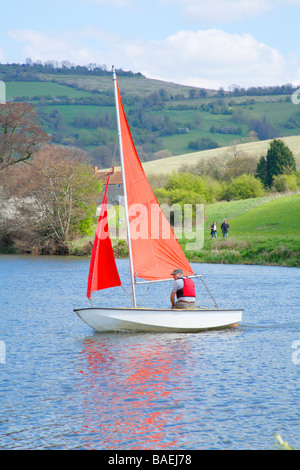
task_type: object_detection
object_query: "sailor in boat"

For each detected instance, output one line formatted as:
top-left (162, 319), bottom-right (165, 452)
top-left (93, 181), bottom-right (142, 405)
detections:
top-left (170, 269), bottom-right (197, 310)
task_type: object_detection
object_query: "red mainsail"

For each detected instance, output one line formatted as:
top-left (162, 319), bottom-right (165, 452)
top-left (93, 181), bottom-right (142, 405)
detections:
top-left (115, 77), bottom-right (194, 280)
top-left (86, 174), bottom-right (121, 298)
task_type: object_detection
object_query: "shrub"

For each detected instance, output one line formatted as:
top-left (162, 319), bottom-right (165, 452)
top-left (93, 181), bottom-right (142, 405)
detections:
top-left (165, 172), bottom-right (210, 200)
top-left (224, 174), bottom-right (265, 200)
top-left (272, 173), bottom-right (298, 192)
top-left (155, 188), bottom-right (205, 206)
top-left (188, 137), bottom-right (219, 151)
top-left (204, 179), bottom-right (226, 202)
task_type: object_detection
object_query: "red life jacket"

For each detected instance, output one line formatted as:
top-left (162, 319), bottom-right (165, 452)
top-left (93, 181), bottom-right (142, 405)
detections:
top-left (176, 278), bottom-right (196, 299)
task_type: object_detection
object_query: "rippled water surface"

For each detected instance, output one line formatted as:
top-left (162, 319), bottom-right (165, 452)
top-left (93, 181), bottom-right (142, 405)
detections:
top-left (0, 255), bottom-right (299, 449)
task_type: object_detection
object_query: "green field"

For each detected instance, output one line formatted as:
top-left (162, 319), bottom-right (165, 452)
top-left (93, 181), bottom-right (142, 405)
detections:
top-left (5, 81), bottom-right (92, 99)
top-left (186, 193), bottom-right (300, 267)
top-left (229, 194), bottom-right (300, 239)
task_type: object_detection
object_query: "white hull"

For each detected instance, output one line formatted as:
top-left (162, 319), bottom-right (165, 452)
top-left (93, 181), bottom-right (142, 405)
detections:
top-left (74, 307), bottom-right (243, 332)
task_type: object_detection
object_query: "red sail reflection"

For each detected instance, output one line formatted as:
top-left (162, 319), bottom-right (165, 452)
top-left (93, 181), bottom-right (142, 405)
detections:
top-left (74, 336), bottom-right (191, 450)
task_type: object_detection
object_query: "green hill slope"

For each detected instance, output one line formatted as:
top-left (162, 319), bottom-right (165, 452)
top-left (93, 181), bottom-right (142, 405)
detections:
top-left (187, 193), bottom-right (300, 267)
top-left (229, 193), bottom-right (300, 239)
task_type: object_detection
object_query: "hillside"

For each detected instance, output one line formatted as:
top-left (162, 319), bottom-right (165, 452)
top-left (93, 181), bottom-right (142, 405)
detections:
top-left (188, 193), bottom-right (300, 267)
top-left (1, 63), bottom-right (300, 169)
top-left (142, 135), bottom-right (300, 175)
top-left (228, 193), bottom-right (300, 240)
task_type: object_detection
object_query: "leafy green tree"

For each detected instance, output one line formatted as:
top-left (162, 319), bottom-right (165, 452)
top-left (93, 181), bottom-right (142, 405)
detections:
top-left (255, 155), bottom-right (268, 185)
top-left (266, 139), bottom-right (296, 185)
top-left (256, 139), bottom-right (296, 187)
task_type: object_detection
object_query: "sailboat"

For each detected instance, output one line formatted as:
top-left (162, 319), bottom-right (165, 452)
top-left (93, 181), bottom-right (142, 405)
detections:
top-left (74, 67), bottom-right (243, 332)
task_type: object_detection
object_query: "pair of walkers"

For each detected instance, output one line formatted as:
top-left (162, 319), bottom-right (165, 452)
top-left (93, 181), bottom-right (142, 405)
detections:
top-left (210, 219), bottom-right (229, 238)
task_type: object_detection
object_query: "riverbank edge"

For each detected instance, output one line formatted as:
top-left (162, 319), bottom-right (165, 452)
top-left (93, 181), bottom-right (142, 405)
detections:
top-left (2, 237), bottom-right (298, 268)
top-left (101, 237), bottom-right (299, 268)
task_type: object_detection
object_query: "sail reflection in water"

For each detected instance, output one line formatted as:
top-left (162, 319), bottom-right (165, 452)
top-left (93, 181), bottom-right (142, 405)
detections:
top-left (75, 335), bottom-right (196, 449)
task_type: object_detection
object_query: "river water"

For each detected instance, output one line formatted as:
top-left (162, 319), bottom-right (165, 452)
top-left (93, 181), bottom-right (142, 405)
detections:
top-left (0, 255), bottom-right (299, 450)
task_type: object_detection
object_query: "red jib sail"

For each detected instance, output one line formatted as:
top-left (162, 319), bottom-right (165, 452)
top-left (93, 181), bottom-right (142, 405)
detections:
top-left (115, 77), bottom-right (194, 280)
top-left (87, 174), bottom-right (121, 298)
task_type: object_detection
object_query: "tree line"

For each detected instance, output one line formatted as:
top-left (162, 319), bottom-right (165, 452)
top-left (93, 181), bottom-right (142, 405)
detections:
top-left (0, 62), bottom-right (143, 81)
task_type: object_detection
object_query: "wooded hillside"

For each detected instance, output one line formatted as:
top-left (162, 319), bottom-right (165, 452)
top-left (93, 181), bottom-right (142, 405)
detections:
top-left (1, 62), bottom-right (300, 169)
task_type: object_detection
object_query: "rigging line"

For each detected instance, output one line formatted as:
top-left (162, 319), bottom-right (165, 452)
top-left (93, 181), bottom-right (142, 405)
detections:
top-left (121, 284), bottom-right (133, 303)
top-left (200, 276), bottom-right (219, 309)
top-left (139, 283), bottom-right (150, 307)
top-left (111, 137), bottom-right (119, 169)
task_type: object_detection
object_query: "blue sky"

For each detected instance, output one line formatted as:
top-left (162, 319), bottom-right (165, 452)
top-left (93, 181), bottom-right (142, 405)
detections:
top-left (1, 0), bottom-right (300, 89)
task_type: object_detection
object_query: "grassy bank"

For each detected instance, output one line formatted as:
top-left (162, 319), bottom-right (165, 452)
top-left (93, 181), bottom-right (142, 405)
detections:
top-left (187, 237), bottom-right (299, 267)
top-left (187, 193), bottom-right (300, 267)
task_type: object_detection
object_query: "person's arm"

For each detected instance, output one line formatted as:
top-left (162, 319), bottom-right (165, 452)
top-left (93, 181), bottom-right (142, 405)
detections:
top-left (170, 291), bottom-right (175, 308)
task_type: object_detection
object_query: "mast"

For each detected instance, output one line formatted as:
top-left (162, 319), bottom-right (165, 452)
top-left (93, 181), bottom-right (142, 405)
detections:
top-left (112, 66), bottom-right (137, 307)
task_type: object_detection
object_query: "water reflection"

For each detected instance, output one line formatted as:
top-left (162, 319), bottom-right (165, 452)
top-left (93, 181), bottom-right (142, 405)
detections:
top-left (75, 333), bottom-right (194, 449)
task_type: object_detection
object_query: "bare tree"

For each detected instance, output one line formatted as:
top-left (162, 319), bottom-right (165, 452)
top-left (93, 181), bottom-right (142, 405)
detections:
top-left (223, 155), bottom-right (258, 180)
top-left (0, 145), bottom-right (101, 254)
top-left (0, 102), bottom-right (50, 171)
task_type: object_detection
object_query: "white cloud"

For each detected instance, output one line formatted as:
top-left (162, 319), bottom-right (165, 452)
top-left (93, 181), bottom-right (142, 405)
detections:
top-left (9, 28), bottom-right (107, 65)
top-left (116, 30), bottom-right (290, 89)
top-left (8, 27), bottom-right (295, 89)
top-left (159, 0), bottom-right (273, 22)
top-left (161, 0), bottom-right (300, 23)
top-left (185, 0), bottom-right (272, 22)
top-left (9, 30), bottom-right (72, 62)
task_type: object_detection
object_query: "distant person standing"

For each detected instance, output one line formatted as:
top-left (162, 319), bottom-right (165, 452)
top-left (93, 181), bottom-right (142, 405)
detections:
top-left (210, 221), bottom-right (217, 238)
top-left (221, 218), bottom-right (230, 238)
